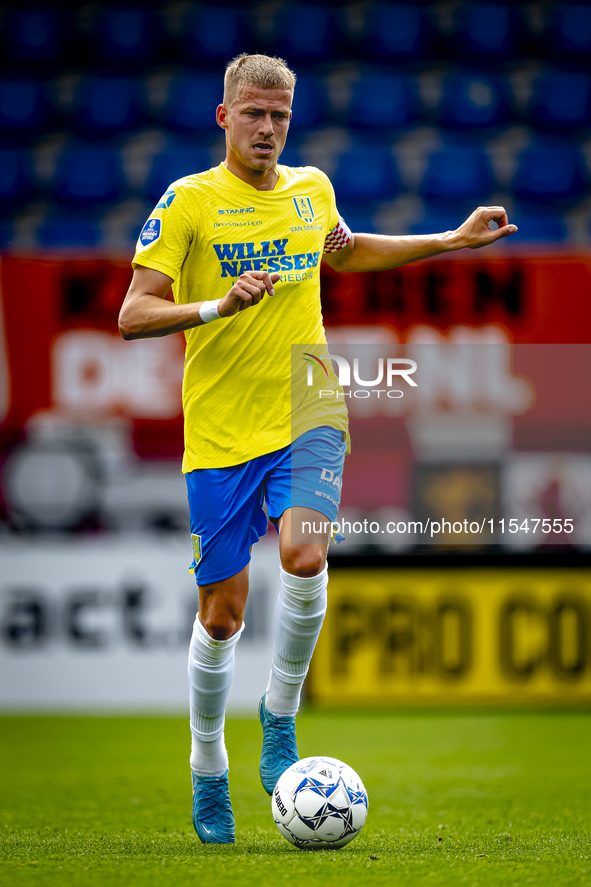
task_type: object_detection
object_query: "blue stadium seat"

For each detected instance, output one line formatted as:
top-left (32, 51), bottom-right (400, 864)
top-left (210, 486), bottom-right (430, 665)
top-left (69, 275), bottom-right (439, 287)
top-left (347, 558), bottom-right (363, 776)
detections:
top-left (454, 3), bottom-right (521, 60)
top-left (274, 5), bottom-right (338, 62)
top-left (37, 218), bottom-right (103, 248)
top-left (419, 149), bottom-right (495, 200)
top-left (410, 215), bottom-right (470, 236)
top-left (439, 75), bottom-right (508, 129)
top-left (529, 73), bottom-right (591, 131)
top-left (0, 150), bottom-right (36, 205)
top-left (411, 212), bottom-right (567, 241)
top-left (337, 203), bottom-right (377, 234)
top-left (6, 9), bottom-right (66, 61)
top-left (73, 78), bottom-right (144, 135)
top-left (52, 148), bottom-right (126, 207)
top-left (163, 67), bottom-right (315, 133)
top-left (180, 7), bottom-right (244, 62)
top-left (332, 149), bottom-right (401, 201)
top-left (362, 4), bottom-right (428, 61)
top-left (145, 148), bottom-right (214, 203)
top-left (414, 212), bottom-right (567, 242)
top-left (278, 145), bottom-right (304, 168)
top-left (511, 214), bottom-right (567, 241)
top-left (163, 76), bottom-right (222, 132)
top-left (0, 80), bottom-right (48, 136)
top-left (95, 8), bottom-right (154, 61)
top-left (289, 76), bottom-right (327, 130)
top-left (512, 147), bottom-right (588, 202)
top-left (545, 4), bottom-right (591, 66)
top-left (348, 75), bottom-right (417, 129)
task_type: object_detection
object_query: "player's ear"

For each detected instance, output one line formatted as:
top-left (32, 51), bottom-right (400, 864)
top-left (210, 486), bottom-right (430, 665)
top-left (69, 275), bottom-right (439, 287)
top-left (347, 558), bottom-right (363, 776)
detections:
top-left (216, 104), bottom-right (228, 130)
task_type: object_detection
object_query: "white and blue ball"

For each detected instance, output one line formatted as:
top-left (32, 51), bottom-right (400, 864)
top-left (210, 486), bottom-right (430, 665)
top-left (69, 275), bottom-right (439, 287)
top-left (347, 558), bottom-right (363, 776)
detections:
top-left (271, 756), bottom-right (368, 850)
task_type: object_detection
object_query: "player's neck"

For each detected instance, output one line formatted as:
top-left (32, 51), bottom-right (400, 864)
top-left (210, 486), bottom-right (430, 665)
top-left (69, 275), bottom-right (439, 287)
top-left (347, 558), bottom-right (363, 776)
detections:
top-left (223, 155), bottom-right (279, 192)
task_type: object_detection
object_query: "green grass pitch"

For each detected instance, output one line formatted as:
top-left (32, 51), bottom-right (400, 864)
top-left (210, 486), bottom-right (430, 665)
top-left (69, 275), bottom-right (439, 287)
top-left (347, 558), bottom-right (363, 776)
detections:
top-left (1, 711), bottom-right (590, 886)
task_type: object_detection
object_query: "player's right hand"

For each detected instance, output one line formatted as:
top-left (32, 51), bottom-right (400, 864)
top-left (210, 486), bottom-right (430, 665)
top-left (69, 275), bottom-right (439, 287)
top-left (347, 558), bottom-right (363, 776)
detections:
top-left (218, 271), bottom-right (281, 317)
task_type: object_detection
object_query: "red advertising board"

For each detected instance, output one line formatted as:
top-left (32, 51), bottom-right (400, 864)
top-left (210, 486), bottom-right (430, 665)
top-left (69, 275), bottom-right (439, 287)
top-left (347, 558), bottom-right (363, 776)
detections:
top-left (1, 250), bottom-right (590, 459)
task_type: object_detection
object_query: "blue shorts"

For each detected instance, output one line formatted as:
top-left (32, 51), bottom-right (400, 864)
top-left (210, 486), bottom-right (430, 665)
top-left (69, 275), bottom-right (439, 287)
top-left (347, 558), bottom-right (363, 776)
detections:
top-left (186, 426), bottom-right (346, 585)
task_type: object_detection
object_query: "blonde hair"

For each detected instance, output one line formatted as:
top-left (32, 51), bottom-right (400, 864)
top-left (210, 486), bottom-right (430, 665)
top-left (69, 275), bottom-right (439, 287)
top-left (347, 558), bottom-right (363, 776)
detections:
top-left (223, 53), bottom-right (296, 107)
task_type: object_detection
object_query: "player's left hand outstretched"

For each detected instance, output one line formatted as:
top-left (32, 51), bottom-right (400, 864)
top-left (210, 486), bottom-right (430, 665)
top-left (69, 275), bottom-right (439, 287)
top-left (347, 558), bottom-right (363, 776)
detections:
top-left (454, 206), bottom-right (518, 250)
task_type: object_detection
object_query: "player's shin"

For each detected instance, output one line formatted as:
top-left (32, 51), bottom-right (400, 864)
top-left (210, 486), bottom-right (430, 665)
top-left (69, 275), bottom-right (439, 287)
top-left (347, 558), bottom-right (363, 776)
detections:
top-left (188, 616), bottom-right (244, 776)
top-left (265, 565), bottom-right (328, 717)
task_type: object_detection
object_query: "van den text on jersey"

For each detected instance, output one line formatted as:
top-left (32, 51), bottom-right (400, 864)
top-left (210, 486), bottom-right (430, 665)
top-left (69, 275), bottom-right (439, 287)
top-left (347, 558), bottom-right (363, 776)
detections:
top-left (212, 240), bottom-right (321, 278)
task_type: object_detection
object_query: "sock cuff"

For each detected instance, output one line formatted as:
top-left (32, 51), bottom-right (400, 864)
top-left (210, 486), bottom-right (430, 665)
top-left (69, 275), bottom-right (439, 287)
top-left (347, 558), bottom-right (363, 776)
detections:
top-left (193, 616), bottom-right (244, 660)
top-left (190, 713), bottom-right (226, 739)
top-left (271, 660), bottom-right (309, 684)
top-left (279, 564), bottom-right (328, 595)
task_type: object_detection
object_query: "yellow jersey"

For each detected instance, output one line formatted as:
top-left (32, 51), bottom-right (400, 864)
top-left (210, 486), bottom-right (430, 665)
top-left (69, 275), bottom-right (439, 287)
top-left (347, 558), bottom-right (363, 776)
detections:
top-left (132, 162), bottom-right (349, 471)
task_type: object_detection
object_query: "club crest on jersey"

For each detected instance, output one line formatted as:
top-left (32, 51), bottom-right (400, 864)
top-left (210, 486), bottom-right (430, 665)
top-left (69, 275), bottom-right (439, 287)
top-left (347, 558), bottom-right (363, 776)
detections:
top-left (139, 218), bottom-right (161, 247)
top-left (293, 196), bottom-right (315, 224)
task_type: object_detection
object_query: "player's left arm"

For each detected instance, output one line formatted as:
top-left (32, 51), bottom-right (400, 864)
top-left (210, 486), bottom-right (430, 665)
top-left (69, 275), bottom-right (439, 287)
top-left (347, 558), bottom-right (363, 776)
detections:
top-left (323, 206), bottom-right (518, 273)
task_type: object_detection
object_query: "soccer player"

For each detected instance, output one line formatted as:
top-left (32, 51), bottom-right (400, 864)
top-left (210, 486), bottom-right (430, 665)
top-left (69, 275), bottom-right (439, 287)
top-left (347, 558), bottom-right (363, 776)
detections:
top-left (118, 53), bottom-right (517, 844)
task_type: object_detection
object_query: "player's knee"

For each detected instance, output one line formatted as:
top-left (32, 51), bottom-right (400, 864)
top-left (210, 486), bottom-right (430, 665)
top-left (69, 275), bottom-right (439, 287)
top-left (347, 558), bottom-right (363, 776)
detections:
top-left (282, 547), bottom-right (326, 577)
top-left (200, 614), bottom-right (242, 641)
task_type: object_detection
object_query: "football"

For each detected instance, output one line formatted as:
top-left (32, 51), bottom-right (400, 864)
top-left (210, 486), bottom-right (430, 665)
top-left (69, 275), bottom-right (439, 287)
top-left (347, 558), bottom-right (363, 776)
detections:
top-left (271, 756), bottom-right (368, 850)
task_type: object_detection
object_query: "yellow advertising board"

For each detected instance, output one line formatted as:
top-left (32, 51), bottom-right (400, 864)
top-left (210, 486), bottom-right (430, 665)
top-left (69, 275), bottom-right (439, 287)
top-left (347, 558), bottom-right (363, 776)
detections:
top-left (310, 569), bottom-right (591, 705)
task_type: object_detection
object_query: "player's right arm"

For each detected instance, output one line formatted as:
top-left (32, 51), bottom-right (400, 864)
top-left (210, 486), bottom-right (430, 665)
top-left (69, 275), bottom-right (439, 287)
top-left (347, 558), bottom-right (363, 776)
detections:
top-left (118, 267), bottom-right (280, 340)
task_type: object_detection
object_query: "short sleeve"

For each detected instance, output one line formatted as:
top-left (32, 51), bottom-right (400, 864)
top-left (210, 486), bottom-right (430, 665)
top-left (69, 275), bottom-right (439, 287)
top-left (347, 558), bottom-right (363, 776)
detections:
top-left (324, 172), bottom-right (340, 233)
top-left (132, 183), bottom-right (194, 281)
top-left (321, 173), bottom-right (352, 254)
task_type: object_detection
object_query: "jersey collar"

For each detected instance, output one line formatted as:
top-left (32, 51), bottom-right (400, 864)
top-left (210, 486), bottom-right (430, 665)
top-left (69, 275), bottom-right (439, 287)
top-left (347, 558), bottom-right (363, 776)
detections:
top-left (218, 161), bottom-right (286, 195)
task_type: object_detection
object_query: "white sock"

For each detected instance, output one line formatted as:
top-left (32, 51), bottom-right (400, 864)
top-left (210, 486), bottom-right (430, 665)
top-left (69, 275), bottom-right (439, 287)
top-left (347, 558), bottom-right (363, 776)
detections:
top-left (265, 565), bottom-right (328, 717)
top-left (188, 616), bottom-right (244, 777)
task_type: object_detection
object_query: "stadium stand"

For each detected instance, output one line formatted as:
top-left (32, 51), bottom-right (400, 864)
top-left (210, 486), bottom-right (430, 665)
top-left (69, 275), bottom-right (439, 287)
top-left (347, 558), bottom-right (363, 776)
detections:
top-left (95, 8), bottom-right (155, 63)
top-left (161, 74), bottom-right (222, 132)
top-left (0, 1), bottom-right (589, 248)
top-left (545, 3), bottom-right (591, 67)
top-left (348, 74), bottom-right (418, 130)
top-left (5, 8), bottom-right (69, 63)
top-left (37, 217), bottom-right (103, 247)
top-left (52, 147), bottom-right (126, 207)
top-left (332, 148), bottom-right (401, 201)
top-left (528, 72), bottom-right (591, 131)
top-left (437, 74), bottom-right (509, 130)
top-left (419, 148), bottom-right (496, 203)
top-left (361, 4), bottom-right (429, 62)
top-left (0, 80), bottom-right (50, 139)
top-left (145, 147), bottom-right (215, 203)
top-left (453, 2), bottom-right (524, 62)
top-left (72, 77), bottom-right (146, 135)
top-left (180, 6), bottom-right (246, 64)
top-left (0, 150), bottom-right (37, 206)
top-left (288, 75), bottom-right (328, 130)
top-left (506, 214), bottom-right (568, 241)
top-left (274, 4), bottom-right (340, 62)
top-left (512, 146), bottom-right (589, 203)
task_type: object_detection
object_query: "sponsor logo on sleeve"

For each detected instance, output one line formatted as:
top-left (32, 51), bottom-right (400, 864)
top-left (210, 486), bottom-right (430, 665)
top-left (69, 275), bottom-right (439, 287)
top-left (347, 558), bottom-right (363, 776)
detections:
top-left (156, 190), bottom-right (176, 209)
top-left (139, 218), bottom-right (161, 247)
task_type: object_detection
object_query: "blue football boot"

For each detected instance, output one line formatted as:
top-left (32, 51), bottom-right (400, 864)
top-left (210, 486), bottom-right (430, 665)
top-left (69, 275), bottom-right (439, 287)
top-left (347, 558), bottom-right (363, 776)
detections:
top-left (191, 770), bottom-right (235, 844)
top-left (258, 694), bottom-right (299, 795)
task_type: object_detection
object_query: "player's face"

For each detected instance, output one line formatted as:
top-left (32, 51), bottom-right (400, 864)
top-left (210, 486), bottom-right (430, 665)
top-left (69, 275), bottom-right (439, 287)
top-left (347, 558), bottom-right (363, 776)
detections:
top-left (217, 85), bottom-right (292, 173)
